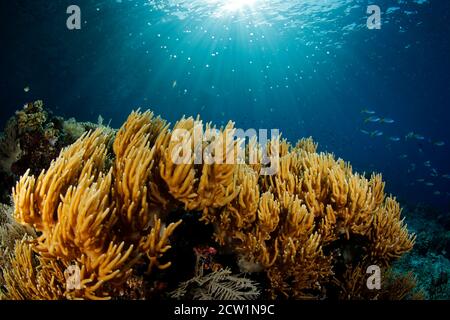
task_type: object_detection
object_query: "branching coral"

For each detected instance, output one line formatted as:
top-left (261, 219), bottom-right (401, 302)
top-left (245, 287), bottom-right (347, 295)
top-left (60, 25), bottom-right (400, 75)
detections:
top-left (11, 130), bottom-right (133, 299)
top-left (2, 107), bottom-right (416, 300)
top-left (113, 110), bottom-right (170, 228)
top-left (200, 138), bottom-right (415, 299)
top-left (369, 197), bottom-right (416, 263)
top-left (159, 117), bottom-right (240, 217)
top-left (0, 203), bottom-right (35, 256)
top-left (2, 238), bottom-right (66, 300)
top-left (8, 113), bottom-right (181, 300)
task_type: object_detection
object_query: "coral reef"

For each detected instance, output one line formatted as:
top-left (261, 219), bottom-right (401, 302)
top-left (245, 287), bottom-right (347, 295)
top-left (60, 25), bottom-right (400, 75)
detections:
top-left (0, 203), bottom-right (35, 297)
top-left (197, 140), bottom-right (415, 299)
top-left (0, 120), bottom-right (21, 204)
top-left (9, 101), bottom-right (66, 177)
top-left (7, 115), bottom-right (181, 299)
top-left (393, 203), bottom-right (450, 299)
top-left (0, 120), bottom-right (21, 176)
top-left (0, 101), bottom-right (108, 204)
top-left (1, 107), bottom-right (417, 300)
top-left (333, 264), bottom-right (423, 300)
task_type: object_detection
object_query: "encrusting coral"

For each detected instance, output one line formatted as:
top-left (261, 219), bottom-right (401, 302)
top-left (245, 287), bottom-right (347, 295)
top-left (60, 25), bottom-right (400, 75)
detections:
top-left (1, 107), bottom-right (416, 300)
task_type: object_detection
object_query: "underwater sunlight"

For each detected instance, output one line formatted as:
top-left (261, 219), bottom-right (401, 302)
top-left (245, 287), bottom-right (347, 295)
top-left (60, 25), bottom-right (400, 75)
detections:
top-left (0, 0), bottom-right (449, 305)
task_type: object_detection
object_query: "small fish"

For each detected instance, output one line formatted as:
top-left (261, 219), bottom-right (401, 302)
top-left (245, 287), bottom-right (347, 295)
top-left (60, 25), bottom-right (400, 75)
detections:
top-left (405, 132), bottom-right (415, 140)
top-left (424, 161), bottom-right (431, 167)
top-left (380, 118), bottom-right (395, 124)
top-left (172, 80), bottom-right (177, 88)
top-left (360, 129), bottom-right (370, 135)
top-left (361, 109), bottom-right (376, 115)
top-left (365, 116), bottom-right (381, 123)
top-left (24, 86), bottom-right (30, 93)
top-left (389, 136), bottom-right (401, 142)
top-left (425, 182), bottom-right (434, 187)
top-left (430, 168), bottom-right (438, 177)
top-left (434, 191), bottom-right (441, 196)
top-left (399, 154), bottom-right (408, 159)
top-left (414, 134), bottom-right (425, 140)
top-left (433, 141), bottom-right (445, 147)
top-left (416, 179), bottom-right (425, 183)
top-left (442, 174), bottom-right (450, 179)
top-left (370, 130), bottom-right (383, 137)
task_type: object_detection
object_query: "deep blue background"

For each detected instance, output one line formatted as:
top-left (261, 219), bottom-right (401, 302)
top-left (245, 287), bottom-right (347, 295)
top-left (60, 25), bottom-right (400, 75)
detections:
top-left (1, 0), bottom-right (449, 209)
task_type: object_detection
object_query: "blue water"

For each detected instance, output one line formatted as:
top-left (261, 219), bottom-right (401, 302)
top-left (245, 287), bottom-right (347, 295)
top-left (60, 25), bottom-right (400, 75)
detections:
top-left (1, 0), bottom-right (449, 209)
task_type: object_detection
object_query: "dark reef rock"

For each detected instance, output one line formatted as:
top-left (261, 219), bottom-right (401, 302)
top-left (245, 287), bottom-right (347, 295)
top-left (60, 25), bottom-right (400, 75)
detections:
top-left (394, 203), bottom-right (450, 299)
top-left (0, 101), bottom-right (101, 204)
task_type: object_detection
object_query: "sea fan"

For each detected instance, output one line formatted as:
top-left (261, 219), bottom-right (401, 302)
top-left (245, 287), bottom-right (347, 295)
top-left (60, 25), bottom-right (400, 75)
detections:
top-left (170, 268), bottom-right (260, 300)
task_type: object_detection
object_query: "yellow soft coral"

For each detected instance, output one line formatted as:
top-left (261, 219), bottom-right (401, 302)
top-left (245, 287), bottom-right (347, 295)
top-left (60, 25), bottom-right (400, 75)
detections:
top-left (202, 137), bottom-right (415, 298)
top-left (5, 108), bottom-right (415, 300)
top-left (159, 117), bottom-right (239, 217)
top-left (10, 117), bottom-right (181, 299)
top-left (2, 238), bottom-right (66, 300)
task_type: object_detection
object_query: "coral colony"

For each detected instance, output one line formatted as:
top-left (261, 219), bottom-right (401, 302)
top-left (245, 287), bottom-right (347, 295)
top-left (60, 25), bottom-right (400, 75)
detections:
top-left (0, 102), bottom-right (418, 300)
